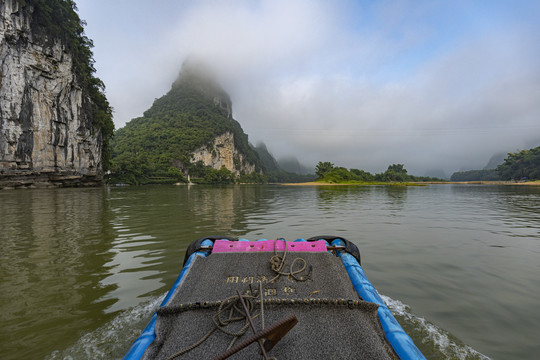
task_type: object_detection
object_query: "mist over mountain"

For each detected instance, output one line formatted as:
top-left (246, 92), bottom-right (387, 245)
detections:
top-left (253, 142), bottom-right (280, 173)
top-left (484, 153), bottom-right (507, 170)
top-left (77, 1), bottom-right (540, 178)
top-left (423, 169), bottom-right (449, 180)
top-left (277, 156), bottom-right (314, 175)
top-left (110, 60), bottom-right (264, 184)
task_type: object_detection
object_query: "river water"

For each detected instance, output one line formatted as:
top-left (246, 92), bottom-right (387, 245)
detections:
top-left (1, 184), bottom-right (539, 360)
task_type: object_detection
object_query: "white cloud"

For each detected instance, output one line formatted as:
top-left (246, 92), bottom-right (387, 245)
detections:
top-left (77, 0), bottom-right (540, 175)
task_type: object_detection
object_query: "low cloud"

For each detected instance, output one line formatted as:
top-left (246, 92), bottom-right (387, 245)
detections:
top-left (78, 0), bottom-right (540, 175)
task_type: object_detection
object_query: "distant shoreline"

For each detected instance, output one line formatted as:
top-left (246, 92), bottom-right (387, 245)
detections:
top-left (281, 181), bottom-right (423, 186)
top-left (434, 181), bottom-right (540, 186)
top-left (281, 181), bottom-right (349, 186)
top-left (281, 181), bottom-right (540, 186)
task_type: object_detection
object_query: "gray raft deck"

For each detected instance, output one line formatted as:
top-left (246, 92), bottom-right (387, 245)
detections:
top-left (143, 252), bottom-right (399, 360)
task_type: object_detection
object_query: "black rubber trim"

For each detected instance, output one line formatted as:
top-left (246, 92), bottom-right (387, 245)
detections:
top-left (306, 235), bottom-right (361, 265)
top-left (182, 235), bottom-right (238, 265)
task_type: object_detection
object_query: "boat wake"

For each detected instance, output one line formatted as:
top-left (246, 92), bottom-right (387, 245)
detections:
top-left (46, 295), bottom-right (165, 360)
top-left (381, 295), bottom-right (491, 360)
top-left (46, 292), bottom-right (490, 360)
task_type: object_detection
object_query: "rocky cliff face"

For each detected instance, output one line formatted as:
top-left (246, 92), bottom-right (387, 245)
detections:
top-left (191, 132), bottom-right (257, 176)
top-left (0, 0), bottom-right (103, 189)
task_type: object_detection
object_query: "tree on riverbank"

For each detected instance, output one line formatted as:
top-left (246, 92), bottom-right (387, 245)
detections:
top-left (497, 146), bottom-right (540, 180)
top-left (315, 161), bottom-right (334, 178)
top-left (315, 162), bottom-right (442, 183)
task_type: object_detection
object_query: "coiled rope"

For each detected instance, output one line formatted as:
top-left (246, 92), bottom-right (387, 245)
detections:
top-left (269, 238), bottom-right (312, 283)
top-left (167, 238), bottom-right (311, 359)
top-left (167, 292), bottom-right (260, 360)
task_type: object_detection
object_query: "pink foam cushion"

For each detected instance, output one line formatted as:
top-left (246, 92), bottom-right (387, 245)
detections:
top-left (212, 239), bottom-right (327, 253)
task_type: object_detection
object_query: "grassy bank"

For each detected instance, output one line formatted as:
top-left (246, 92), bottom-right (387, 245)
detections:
top-left (281, 181), bottom-right (428, 186)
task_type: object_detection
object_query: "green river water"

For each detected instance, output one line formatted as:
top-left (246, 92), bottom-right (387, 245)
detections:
top-left (1, 184), bottom-right (539, 359)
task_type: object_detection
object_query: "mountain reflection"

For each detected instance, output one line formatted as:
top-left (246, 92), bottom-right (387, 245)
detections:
top-left (98, 185), bottom-right (263, 313)
top-left (315, 185), bottom-right (408, 211)
top-left (0, 188), bottom-right (115, 360)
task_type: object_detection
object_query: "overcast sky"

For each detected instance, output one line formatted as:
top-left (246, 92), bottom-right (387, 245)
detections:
top-left (76, 0), bottom-right (540, 176)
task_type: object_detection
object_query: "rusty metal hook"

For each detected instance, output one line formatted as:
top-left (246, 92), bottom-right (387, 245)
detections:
top-left (212, 292), bottom-right (298, 360)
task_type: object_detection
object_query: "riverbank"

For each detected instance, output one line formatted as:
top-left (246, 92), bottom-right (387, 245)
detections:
top-left (282, 180), bottom-right (540, 186)
top-left (441, 180), bottom-right (540, 185)
top-left (281, 181), bottom-right (427, 186)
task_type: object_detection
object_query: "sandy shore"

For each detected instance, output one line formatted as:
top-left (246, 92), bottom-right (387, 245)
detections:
top-left (280, 181), bottom-right (351, 186)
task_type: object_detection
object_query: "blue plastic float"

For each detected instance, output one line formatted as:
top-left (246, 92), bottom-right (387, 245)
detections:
top-left (124, 237), bottom-right (425, 360)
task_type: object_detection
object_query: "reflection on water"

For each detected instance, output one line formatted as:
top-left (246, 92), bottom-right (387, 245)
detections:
top-left (93, 186), bottom-right (268, 314)
top-left (0, 188), bottom-right (116, 359)
top-left (315, 185), bottom-right (409, 218)
top-left (1, 184), bottom-right (539, 360)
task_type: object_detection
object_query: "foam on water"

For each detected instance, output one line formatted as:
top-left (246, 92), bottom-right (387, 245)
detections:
top-left (381, 295), bottom-right (491, 360)
top-left (46, 294), bottom-right (165, 360)
top-left (45, 292), bottom-right (490, 360)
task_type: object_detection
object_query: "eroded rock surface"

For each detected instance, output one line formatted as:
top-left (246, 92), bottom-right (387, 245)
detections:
top-left (0, 0), bottom-right (103, 189)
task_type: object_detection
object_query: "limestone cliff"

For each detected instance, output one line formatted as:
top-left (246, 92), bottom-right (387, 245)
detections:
top-left (0, 0), bottom-right (113, 189)
top-left (110, 59), bottom-right (263, 184)
top-left (191, 132), bottom-right (256, 176)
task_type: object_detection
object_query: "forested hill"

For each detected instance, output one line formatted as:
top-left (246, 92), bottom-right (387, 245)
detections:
top-left (110, 60), bottom-right (264, 184)
top-left (497, 146), bottom-right (540, 180)
top-left (450, 145), bottom-right (540, 181)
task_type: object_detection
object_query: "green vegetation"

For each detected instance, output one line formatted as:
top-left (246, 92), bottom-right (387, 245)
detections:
top-left (450, 169), bottom-right (501, 182)
top-left (449, 145), bottom-right (540, 181)
top-left (20, 0), bottom-right (114, 170)
top-left (109, 73), bottom-right (264, 185)
top-left (497, 146), bottom-right (540, 180)
top-left (315, 162), bottom-right (443, 184)
top-left (315, 162), bottom-right (334, 178)
top-left (200, 166), bottom-right (235, 184)
top-left (109, 61), bottom-right (319, 185)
